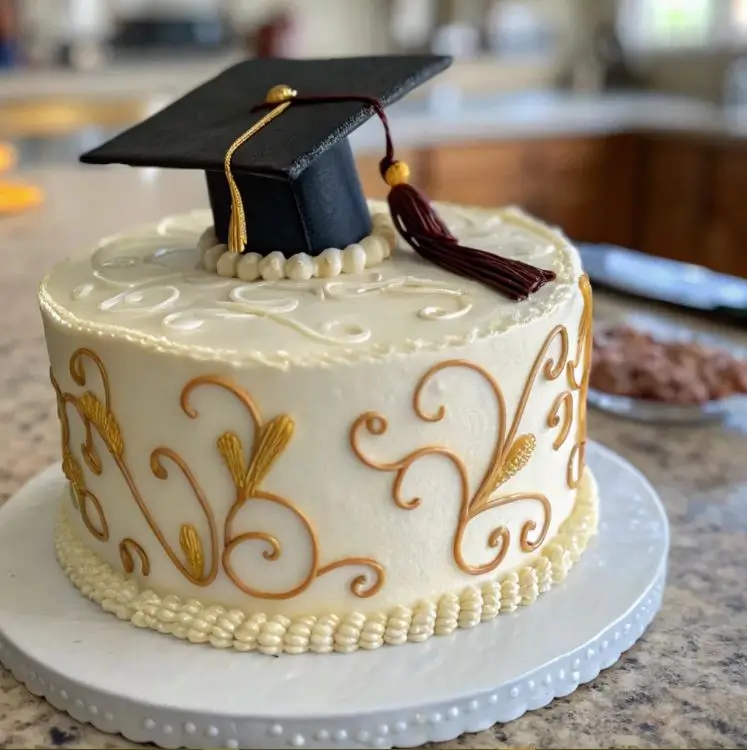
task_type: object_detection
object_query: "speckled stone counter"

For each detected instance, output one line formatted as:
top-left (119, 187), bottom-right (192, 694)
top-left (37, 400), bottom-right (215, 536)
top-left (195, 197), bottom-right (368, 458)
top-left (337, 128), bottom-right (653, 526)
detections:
top-left (2, 168), bottom-right (747, 750)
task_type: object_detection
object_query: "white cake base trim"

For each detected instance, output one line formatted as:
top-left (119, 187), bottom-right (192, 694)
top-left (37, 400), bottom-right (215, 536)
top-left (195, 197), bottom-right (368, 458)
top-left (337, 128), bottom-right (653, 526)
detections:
top-left (54, 470), bottom-right (598, 656)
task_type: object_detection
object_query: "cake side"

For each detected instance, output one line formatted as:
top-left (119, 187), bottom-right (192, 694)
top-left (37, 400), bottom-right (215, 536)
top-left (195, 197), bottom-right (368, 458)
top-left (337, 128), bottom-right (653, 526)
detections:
top-left (54, 469), bottom-right (598, 654)
top-left (40, 202), bottom-right (595, 654)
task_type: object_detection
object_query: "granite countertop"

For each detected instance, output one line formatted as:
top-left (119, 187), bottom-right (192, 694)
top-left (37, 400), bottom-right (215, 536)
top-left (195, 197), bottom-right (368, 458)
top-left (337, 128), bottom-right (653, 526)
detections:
top-left (1, 168), bottom-right (747, 749)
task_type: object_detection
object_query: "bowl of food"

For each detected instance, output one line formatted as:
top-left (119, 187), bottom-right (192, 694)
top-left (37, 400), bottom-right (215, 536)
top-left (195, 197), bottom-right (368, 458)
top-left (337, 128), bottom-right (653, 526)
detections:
top-left (589, 321), bottom-right (747, 423)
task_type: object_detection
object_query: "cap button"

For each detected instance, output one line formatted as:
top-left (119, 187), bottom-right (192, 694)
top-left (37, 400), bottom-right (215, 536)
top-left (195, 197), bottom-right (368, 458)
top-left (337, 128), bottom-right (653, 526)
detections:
top-left (266, 85), bottom-right (298, 104)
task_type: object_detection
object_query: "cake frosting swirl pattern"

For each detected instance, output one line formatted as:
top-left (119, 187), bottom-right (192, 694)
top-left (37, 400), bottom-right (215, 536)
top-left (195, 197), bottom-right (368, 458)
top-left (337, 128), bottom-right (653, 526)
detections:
top-left (40, 201), bottom-right (597, 655)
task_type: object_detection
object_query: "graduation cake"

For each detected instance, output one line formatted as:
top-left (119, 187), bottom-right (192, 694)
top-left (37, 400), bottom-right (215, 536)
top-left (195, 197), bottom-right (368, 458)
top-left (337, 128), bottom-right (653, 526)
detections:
top-left (39, 56), bottom-right (597, 656)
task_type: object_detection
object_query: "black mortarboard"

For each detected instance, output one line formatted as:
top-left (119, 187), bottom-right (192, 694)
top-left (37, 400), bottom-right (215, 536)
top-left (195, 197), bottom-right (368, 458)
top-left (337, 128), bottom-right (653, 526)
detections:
top-left (80, 55), bottom-right (450, 257)
top-left (81, 55), bottom-right (556, 300)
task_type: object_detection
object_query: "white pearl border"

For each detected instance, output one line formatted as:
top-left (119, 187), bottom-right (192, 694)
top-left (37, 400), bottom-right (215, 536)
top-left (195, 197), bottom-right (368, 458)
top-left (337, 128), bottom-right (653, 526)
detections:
top-left (198, 213), bottom-right (398, 282)
top-left (54, 471), bottom-right (598, 657)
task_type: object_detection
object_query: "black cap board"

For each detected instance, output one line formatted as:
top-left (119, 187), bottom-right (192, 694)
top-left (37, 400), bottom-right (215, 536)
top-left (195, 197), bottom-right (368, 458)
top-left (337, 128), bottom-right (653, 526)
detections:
top-left (81, 55), bottom-right (451, 257)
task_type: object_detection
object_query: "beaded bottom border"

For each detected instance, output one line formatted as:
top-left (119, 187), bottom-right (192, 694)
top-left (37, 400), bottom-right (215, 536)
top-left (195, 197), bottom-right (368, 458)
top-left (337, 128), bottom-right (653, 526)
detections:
top-left (54, 470), bottom-right (598, 657)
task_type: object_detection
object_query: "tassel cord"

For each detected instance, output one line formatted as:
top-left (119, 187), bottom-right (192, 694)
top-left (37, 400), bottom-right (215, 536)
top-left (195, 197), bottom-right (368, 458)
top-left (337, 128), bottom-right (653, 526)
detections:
top-left (250, 91), bottom-right (556, 299)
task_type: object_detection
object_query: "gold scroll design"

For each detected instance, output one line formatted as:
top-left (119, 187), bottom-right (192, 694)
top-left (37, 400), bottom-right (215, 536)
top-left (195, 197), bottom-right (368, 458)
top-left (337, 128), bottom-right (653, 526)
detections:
top-left (184, 375), bottom-right (384, 599)
top-left (51, 348), bottom-right (218, 585)
top-left (545, 275), bottom-right (593, 489)
top-left (351, 324), bottom-right (574, 576)
top-left (51, 350), bottom-right (384, 600)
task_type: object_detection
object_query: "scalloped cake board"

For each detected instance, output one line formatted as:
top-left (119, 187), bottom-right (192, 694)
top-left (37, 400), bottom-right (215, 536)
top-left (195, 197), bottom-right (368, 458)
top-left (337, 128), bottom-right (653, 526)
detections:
top-left (0, 441), bottom-right (668, 750)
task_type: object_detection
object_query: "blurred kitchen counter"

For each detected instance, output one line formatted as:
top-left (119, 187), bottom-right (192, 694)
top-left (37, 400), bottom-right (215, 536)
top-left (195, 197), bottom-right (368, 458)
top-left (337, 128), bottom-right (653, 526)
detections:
top-left (1, 70), bottom-right (741, 145)
top-left (350, 90), bottom-right (747, 150)
top-left (0, 55), bottom-right (565, 101)
top-left (0, 54), bottom-right (244, 100)
top-left (1, 167), bottom-right (747, 749)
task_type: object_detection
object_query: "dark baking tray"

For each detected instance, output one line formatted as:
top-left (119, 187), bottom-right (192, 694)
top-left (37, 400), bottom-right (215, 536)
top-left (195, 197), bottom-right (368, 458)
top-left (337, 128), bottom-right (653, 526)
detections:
top-left (578, 243), bottom-right (747, 326)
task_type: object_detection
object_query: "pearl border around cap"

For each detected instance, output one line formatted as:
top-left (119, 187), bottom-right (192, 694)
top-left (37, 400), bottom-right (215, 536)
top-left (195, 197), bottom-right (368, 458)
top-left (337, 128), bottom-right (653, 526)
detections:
top-left (199, 213), bottom-right (399, 281)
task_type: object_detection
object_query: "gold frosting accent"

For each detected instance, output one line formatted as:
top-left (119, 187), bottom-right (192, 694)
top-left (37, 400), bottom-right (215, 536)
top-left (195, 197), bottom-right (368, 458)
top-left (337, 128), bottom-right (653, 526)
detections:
top-left (351, 350), bottom-right (563, 576)
top-left (566, 275), bottom-right (593, 489)
top-left (119, 538), bottom-right (150, 576)
top-left (245, 415), bottom-right (294, 494)
top-left (77, 391), bottom-right (124, 458)
top-left (182, 374), bottom-right (384, 600)
top-left (352, 275), bottom-right (593, 576)
top-left (52, 369), bottom-right (109, 542)
top-left (547, 391), bottom-right (573, 450)
top-left (52, 352), bottom-right (219, 586)
top-left (492, 433), bottom-right (536, 489)
top-left (52, 352), bottom-right (384, 602)
top-left (179, 524), bottom-right (205, 580)
top-left (61, 448), bottom-right (84, 506)
top-left (54, 468), bottom-right (598, 656)
top-left (217, 432), bottom-right (245, 488)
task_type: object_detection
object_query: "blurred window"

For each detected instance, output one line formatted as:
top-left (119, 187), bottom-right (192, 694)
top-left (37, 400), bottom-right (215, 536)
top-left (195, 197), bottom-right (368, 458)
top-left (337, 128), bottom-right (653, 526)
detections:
top-left (735, 0), bottom-right (747, 32)
top-left (619, 0), bottom-right (747, 49)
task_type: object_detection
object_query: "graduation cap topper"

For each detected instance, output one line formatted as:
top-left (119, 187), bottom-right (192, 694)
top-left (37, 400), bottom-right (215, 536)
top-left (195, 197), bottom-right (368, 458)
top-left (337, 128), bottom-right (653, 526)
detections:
top-left (81, 56), bottom-right (554, 300)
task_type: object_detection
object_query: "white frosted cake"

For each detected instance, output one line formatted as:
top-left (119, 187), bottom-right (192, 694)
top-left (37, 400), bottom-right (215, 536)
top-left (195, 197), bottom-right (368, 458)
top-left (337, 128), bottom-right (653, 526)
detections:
top-left (40, 201), bottom-right (597, 655)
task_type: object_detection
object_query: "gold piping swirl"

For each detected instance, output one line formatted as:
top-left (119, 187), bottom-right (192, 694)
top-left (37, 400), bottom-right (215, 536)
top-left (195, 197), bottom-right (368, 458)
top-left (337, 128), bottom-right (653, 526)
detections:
top-left (351, 286), bottom-right (594, 577)
top-left (69, 348), bottom-right (111, 407)
top-left (350, 413), bottom-right (468, 513)
top-left (547, 391), bottom-right (573, 450)
top-left (184, 375), bottom-right (385, 600)
top-left (54, 356), bottom-right (385, 600)
top-left (78, 490), bottom-right (109, 541)
top-left (139, 447), bottom-right (219, 585)
top-left (69, 348), bottom-right (110, 475)
top-left (52, 369), bottom-right (109, 541)
top-left (51, 351), bottom-right (219, 587)
top-left (317, 558), bottom-right (386, 598)
top-left (566, 275), bottom-right (593, 488)
top-left (119, 538), bottom-right (151, 576)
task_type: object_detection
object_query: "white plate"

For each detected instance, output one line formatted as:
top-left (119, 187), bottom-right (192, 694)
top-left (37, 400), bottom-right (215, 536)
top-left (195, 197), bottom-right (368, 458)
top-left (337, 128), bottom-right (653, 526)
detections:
top-left (0, 442), bottom-right (668, 750)
top-left (590, 316), bottom-right (747, 424)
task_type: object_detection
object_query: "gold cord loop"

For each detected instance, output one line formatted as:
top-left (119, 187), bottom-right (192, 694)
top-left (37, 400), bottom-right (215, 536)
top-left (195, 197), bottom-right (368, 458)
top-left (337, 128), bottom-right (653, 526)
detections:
top-left (224, 85), bottom-right (297, 253)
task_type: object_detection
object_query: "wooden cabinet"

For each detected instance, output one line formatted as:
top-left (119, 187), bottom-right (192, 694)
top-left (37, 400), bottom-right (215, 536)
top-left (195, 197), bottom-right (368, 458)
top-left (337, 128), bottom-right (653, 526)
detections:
top-left (637, 136), bottom-right (711, 266)
top-left (705, 142), bottom-right (747, 278)
top-left (420, 135), bottom-right (638, 246)
top-left (636, 136), bottom-right (747, 278)
top-left (356, 131), bottom-right (747, 279)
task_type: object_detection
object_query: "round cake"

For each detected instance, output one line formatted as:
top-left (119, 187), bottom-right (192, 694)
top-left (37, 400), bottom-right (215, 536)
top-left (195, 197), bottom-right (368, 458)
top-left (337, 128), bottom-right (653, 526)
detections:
top-left (40, 200), bottom-right (598, 655)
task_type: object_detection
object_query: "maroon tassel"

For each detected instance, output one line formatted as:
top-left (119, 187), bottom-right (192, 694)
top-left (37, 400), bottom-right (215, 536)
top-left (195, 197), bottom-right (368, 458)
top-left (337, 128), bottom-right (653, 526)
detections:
top-left (253, 91), bottom-right (556, 300)
top-left (385, 175), bottom-right (555, 300)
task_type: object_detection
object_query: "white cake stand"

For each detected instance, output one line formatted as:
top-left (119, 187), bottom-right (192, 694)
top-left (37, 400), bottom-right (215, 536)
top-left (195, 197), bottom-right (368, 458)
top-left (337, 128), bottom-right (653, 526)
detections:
top-left (0, 441), bottom-right (668, 750)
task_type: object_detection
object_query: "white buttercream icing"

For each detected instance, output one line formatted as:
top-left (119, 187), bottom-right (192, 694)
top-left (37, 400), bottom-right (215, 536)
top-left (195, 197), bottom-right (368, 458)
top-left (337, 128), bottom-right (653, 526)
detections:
top-left (54, 470), bottom-right (598, 656)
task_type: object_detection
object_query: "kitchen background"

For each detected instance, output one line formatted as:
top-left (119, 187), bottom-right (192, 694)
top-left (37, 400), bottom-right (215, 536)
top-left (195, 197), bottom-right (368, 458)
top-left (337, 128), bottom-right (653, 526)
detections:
top-left (4, 0), bottom-right (747, 280)
top-left (3, 4), bottom-right (747, 748)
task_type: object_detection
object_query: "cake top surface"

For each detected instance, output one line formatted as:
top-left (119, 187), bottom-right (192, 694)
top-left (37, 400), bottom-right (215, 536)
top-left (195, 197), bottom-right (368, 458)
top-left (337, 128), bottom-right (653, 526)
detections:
top-left (39, 202), bottom-right (583, 369)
